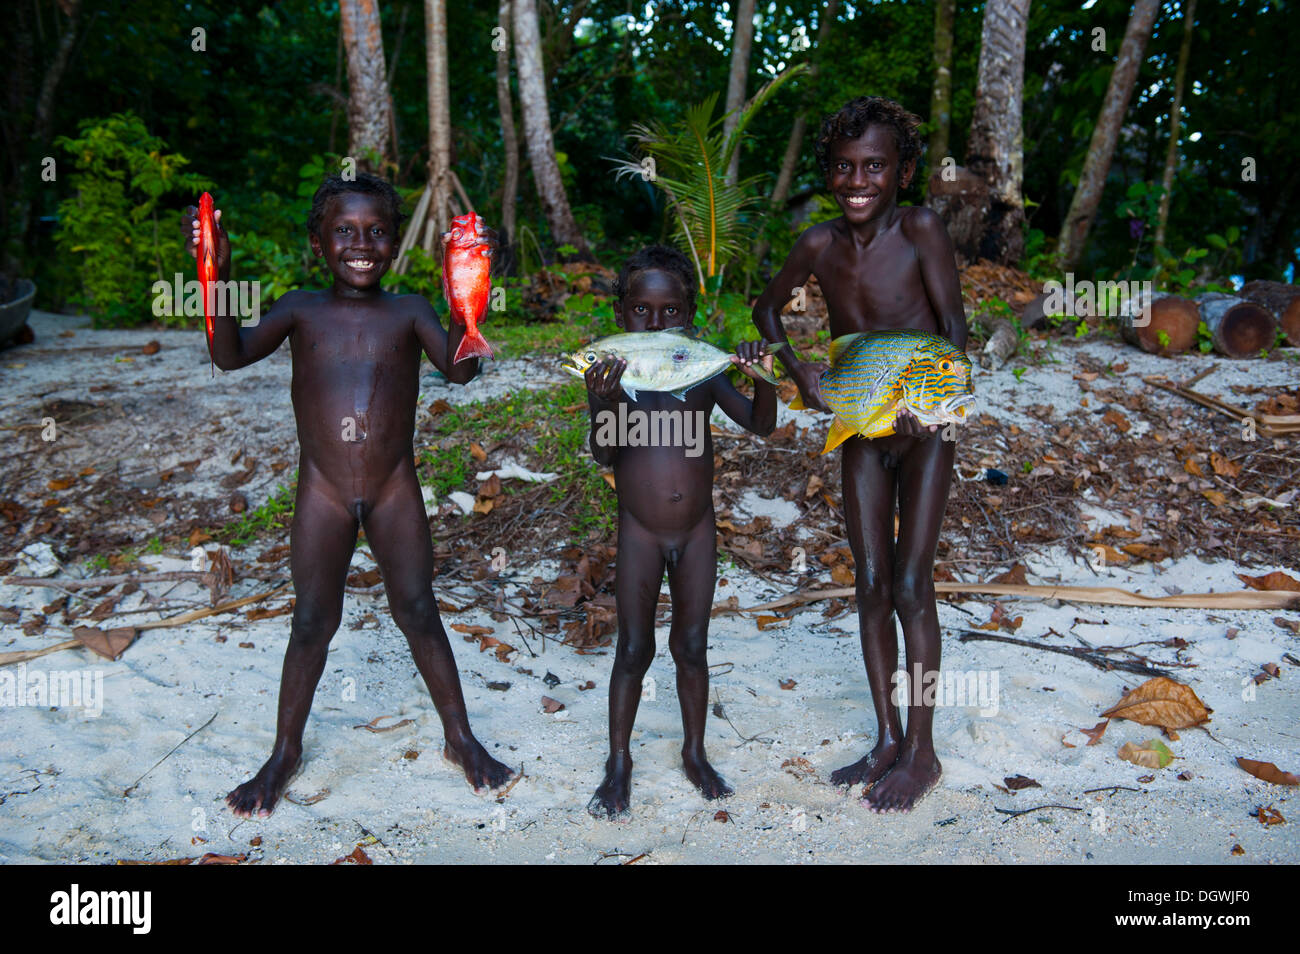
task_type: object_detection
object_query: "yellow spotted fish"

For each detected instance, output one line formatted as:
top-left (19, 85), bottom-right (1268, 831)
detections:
top-left (790, 330), bottom-right (975, 453)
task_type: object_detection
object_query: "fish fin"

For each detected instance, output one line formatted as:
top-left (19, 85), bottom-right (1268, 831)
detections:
top-left (787, 392), bottom-right (806, 410)
top-left (828, 333), bottom-right (867, 367)
top-left (670, 387), bottom-right (688, 401)
top-left (748, 363), bottom-right (779, 386)
top-left (622, 385), bottom-right (638, 401)
top-left (453, 327), bottom-right (495, 364)
top-left (822, 417), bottom-right (856, 454)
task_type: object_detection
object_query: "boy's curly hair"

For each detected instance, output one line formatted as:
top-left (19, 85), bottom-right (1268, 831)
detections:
top-left (814, 97), bottom-right (923, 177)
top-left (307, 171), bottom-right (405, 236)
top-left (614, 244), bottom-right (698, 312)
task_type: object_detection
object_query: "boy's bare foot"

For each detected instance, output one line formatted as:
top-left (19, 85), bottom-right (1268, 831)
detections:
top-left (443, 737), bottom-right (514, 792)
top-left (226, 749), bottom-right (301, 818)
top-left (830, 739), bottom-right (899, 790)
top-left (865, 749), bottom-right (941, 813)
top-left (683, 749), bottom-right (733, 800)
top-left (588, 753), bottom-right (633, 819)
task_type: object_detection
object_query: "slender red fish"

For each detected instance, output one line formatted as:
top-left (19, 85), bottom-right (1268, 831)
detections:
top-left (196, 191), bottom-right (218, 375)
top-left (442, 212), bottom-right (495, 364)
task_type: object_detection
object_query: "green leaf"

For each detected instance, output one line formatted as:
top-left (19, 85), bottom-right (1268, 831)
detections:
top-left (1206, 233), bottom-right (1228, 250)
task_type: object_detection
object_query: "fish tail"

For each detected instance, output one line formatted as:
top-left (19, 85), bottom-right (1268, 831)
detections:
top-left (453, 325), bottom-right (495, 364)
top-left (749, 363), bottom-right (779, 387)
top-left (787, 392), bottom-right (806, 410)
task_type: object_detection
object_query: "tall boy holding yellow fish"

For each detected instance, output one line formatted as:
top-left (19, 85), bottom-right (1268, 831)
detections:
top-left (578, 245), bottom-right (776, 818)
top-left (754, 97), bottom-right (971, 813)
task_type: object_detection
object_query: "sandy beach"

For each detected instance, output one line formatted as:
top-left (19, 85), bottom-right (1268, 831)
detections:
top-left (2, 310), bottom-right (1297, 864)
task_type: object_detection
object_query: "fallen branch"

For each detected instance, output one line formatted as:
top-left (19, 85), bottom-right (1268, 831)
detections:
top-left (123, 711), bottom-right (218, 796)
top-left (135, 584), bottom-right (291, 630)
top-left (0, 639), bottom-right (82, 667)
top-left (994, 803), bottom-right (1083, 824)
top-left (958, 631), bottom-right (1174, 678)
top-left (1143, 374), bottom-right (1300, 438)
top-left (725, 581), bottom-right (1300, 614)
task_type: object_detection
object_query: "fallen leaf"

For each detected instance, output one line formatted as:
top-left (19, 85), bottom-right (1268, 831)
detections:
top-left (713, 810), bottom-right (732, 822)
top-left (1238, 571), bottom-right (1300, 593)
top-left (779, 678), bottom-right (797, 690)
top-left (756, 614), bottom-right (788, 631)
top-left (469, 442), bottom-right (487, 462)
top-left (141, 340), bottom-right (161, 355)
top-left (1103, 408), bottom-right (1131, 433)
top-left (1201, 489), bottom-right (1228, 508)
top-left (992, 564), bottom-right (1028, 586)
top-left (71, 626), bottom-right (137, 661)
top-left (403, 750), bottom-right (419, 760)
top-left (1254, 805), bottom-right (1285, 826)
top-left (451, 623), bottom-right (494, 636)
top-left (1273, 617), bottom-right (1300, 634)
top-left (830, 563), bottom-right (855, 586)
top-left (1236, 758), bottom-right (1299, 786)
top-left (541, 696), bottom-right (565, 714)
top-left (1209, 452), bottom-right (1241, 477)
top-left (1003, 774), bottom-right (1041, 790)
top-left (330, 845), bottom-right (373, 865)
top-left (1100, 677), bottom-right (1211, 730)
top-left (1117, 740), bottom-right (1175, 769)
top-left (1231, 844), bottom-right (1245, 856)
top-left (353, 716), bottom-right (415, 733)
top-left (781, 757), bottom-right (815, 779)
top-left (1080, 721), bottom-right (1110, 746)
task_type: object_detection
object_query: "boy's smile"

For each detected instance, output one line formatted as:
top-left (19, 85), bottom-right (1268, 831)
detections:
top-left (614, 268), bottom-right (695, 332)
top-left (828, 124), bottom-right (913, 225)
top-left (311, 192), bottom-right (397, 294)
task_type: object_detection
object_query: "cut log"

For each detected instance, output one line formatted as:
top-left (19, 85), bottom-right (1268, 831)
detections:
top-left (1196, 294), bottom-right (1278, 358)
top-left (981, 316), bottom-right (1018, 370)
top-left (1119, 291), bottom-right (1198, 355)
top-left (1239, 280), bottom-right (1300, 347)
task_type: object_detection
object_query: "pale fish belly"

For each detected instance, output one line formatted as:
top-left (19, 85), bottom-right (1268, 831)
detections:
top-left (622, 353), bottom-right (728, 394)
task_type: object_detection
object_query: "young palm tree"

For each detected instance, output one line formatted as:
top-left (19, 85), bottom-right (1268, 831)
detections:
top-left (611, 64), bottom-right (807, 297)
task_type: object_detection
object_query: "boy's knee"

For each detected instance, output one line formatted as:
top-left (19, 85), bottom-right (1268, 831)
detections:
top-left (389, 591), bottom-right (439, 635)
top-left (669, 627), bottom-right (708, 669)
top-left (615, 633), bottom-right (655, 675)
top-left (290, 604), bottom-right (342, 643)
top-left (893, 572), bottom-right (934, 619)
top-left (855, 571), bottom-right (890, 605)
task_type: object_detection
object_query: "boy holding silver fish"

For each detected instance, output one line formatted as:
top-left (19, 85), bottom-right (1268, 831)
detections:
top-left (575, 245), bottom-right (776, 818)
top-left (753, 97), bottom-right (970, 813)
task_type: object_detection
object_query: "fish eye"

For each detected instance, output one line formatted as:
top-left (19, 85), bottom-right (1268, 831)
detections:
top-left (940, 361), bottom-right (953, 372)
top-left (584, 352), bottom-right (597, 363)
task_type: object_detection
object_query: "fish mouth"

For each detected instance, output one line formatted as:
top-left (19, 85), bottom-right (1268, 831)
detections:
top-left (560, 355), bottom-right (590, 377)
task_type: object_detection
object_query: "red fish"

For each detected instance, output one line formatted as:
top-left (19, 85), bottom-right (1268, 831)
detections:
top-left (196, 191), bottom-right (218, 375)
top-left (442, 212), bottom-right (495, 364)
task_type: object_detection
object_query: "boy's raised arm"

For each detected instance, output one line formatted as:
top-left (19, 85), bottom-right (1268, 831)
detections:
top-left (414, 295), bottom-right (478, 384)
top-left (713, 342), bottom-right (776, 436)
top-left (905, 208), bottom-right (968, 351)
top-left (183, 204), bottom-right (293, 369)
top-left (752, 226), bottom-right (831, 411)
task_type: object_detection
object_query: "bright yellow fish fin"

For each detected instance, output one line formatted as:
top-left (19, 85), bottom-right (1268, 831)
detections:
top-left (788, 392), bottom-right (806, 410)
top-left (822, 416), bottom-right (856, 454)
top-left (828, 333), bottom-right (867, 367)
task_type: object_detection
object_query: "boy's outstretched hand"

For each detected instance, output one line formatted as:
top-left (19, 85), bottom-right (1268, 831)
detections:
top-left (584, 356), bottom-right (626, 401)
top-left (182, 204), bottom-right (231, 274)
top-left (730, 340), bottom-right (775, 382)
top-left (789, 359), bottom-right (830, 412)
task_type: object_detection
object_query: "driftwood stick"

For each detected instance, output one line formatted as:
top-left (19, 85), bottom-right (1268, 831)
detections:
top-left (135, 584), bottom-right (291, 630)
top-left (995, 804), bottom-right (1084, 824)
top-left (958, 630), bottom-right (1173, 678)
top-left (123, 711), bottom-right (219, 796)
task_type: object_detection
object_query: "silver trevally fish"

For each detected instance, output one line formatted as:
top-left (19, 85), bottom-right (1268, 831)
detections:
top-left (561, 328), bottom-right (778, 400)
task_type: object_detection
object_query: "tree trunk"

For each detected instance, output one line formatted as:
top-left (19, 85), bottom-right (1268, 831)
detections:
top-left (1153, 0), bottom-right (1195, 251)
top-left (927, 0), bottom-right (956, 172)
top-left (1119, 292), bottom-right (1199, 355)
top-left (496, 0), bottom-right (519, 250)
top-left (423, 0), bottom-right (453, 250)
top-left (1057, 0), bottom-right (1160, 270)
top-left (512, 0), bottom-right (591, 259)
top-left (1198, 294), bottom-right (1278, 358)
top-left (340, 0), bottom-right (394, 173)
top-left (751, 0), bottom-right (840, 269)
top-left (963, 0), bottom-right (1031, 266)
top-left (722, 0), bottom-right (757, 186)
top-left (1239, 280), bottom-right (1300, 346)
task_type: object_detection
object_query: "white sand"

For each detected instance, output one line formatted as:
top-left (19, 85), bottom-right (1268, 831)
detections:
top-left (1, 313), bottom-right (1297, 864)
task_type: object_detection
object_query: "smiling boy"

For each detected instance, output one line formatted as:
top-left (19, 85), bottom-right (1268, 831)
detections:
top-left (184, 173), bottom-right (514, 816)
top-left (753, 97), bottom-right (969, 813)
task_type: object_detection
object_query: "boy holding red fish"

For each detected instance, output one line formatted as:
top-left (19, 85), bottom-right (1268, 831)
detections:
top-left (753, 97), bottom-right (970, 813)
top-left (581, 245), bottom-right (775, 818)
top-left (183, 173), bottom-right (513, 817)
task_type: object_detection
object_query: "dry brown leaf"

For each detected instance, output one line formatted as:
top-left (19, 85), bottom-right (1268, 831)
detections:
top-left (353, 716), bottom-right (414, 733)
top-left (1081, 720), bottom-right (1110, 746)
top-left (830, 563), bottom-right (855, 586)
top-left (1117, 739), bottom-right (1174, 769)
top-left (1183, 457), bottom-right (1205, 477)
top-left (1236, 757), bottom-right (1299, 786)
top-left (779, 678), bottom-right (797, 690)
top-left (756, 614), bottom-right (788, 631)
top-left (451, 623), bottom-right (494, 636)
top-left (1238, 571), bottom-right (1300, 593)
top-left (330, 846), bottom-right (373, 865)
top-left (1100, 677), bottom-right (1211, 730)
top-left (71, 626), bottom-right (137, 661)
top-left (992, 564), bottom-right (1028, 586)
top-left (1209, 452), bottom-right (1241, 477)
top-left (781, 757), bottom-right (815, 779)
top-left (1201, 489), bottom-right (1228, 508)
top-left (1255, 805), bottom-right (1285, 826)
top-left (541, 696), bottom-right (565, 714)
top-left (1003, 774), bottom-right (1041, 790)
top-left (469, 442), bottom-right (487, 462)
top-left (1103, 409), bottom-right (1131, 433)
